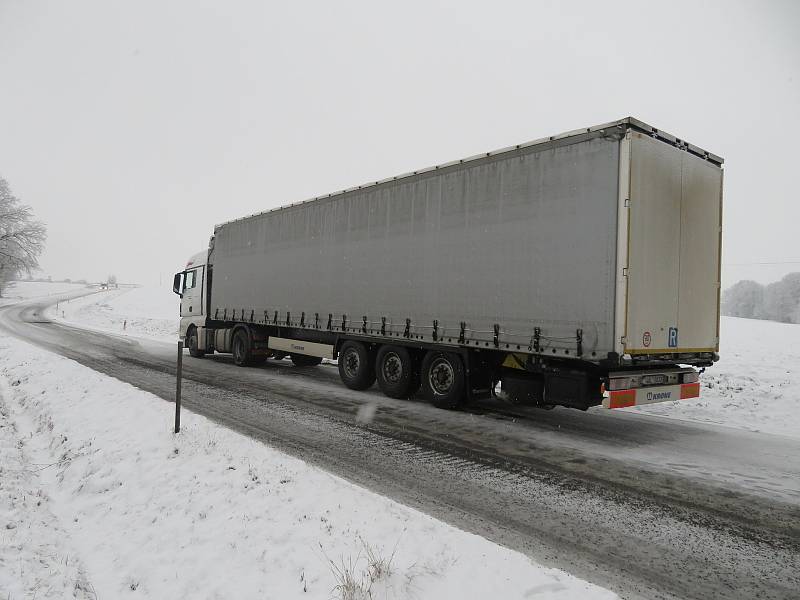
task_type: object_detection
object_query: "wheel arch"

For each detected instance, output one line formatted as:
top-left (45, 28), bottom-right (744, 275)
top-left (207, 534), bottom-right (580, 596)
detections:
top-left (231, 322), bottom-right (252, 342)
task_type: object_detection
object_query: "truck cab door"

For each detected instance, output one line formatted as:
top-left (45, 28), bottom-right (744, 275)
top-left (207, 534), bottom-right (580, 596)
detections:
top-left (180, 266), bottom-right (204, 318)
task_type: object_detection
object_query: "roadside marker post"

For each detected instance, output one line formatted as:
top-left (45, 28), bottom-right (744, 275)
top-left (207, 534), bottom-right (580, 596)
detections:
top-left (175, 341), bottom-right (183, 433)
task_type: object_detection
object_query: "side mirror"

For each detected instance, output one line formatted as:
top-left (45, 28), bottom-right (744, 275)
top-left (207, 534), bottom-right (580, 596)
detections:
top-left (172, 272), bottom-right (184, 297)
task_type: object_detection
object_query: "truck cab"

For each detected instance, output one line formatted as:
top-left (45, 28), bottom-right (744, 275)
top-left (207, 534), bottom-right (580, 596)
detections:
top-left (173, 251), bottom-right (208, 353)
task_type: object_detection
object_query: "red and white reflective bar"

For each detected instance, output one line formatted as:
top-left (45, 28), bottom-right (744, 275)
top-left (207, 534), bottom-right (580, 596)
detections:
top-left (602, 382), bottom-right (700, 409)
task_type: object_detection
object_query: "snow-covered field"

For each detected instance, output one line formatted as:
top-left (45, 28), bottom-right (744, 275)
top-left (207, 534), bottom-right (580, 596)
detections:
top-left (1, 280), bottom-right (89, 303)
top-left (50, 286), bottom-right (178, 342)
top-left (0, 335), bottom-right (615, 600)
top-left (627, 317), bottom-right (800, 438)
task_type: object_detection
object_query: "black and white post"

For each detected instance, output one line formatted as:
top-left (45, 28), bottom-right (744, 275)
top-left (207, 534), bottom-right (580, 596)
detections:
top-left (174, 340), bottom-right (183, 433)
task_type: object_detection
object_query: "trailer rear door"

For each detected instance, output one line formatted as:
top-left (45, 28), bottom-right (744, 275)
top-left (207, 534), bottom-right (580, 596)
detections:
top-left (623, 132), bottom-right (723, 356)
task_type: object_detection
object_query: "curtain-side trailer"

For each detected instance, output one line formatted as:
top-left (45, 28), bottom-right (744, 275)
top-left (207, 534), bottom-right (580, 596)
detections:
top-left (173, 117), bottom-right (723, 411)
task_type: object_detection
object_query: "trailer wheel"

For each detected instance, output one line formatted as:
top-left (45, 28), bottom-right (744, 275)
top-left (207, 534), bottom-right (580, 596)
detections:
top-left (232, 329), bottom-right (253, 367)
top-left (291, 354), bottom-right (323, 367)
top-left (187, 327), bottom-right (205, 358)
top-left (337, 341), bottom-right (375, 390)
top-left (421, 351), bottom-right (465, 409)
top-left (376, 345), bottom-right (418, 399)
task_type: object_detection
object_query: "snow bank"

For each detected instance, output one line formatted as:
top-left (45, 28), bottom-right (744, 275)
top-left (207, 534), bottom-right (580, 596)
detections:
top-left (0, 336), bottom-right (615, 600)
top-left (627, 316), bottom-right (800, 438)
top-left (51, 286), bottom-right (178, 342)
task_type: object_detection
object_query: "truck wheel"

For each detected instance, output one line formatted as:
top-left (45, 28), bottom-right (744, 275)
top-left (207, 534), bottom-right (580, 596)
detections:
top-left (291, 354), bottom-right (323, 367)
top-left (187, 328), bottom-right (205, 358)
top-left (421, 351), bottom-right (465, 409)
top-left (337, 341), bottom-right (375, 390)
top-left (232, 329), bottom-right (253, 367)
top-left (376, 345), bottom-right (417, 399)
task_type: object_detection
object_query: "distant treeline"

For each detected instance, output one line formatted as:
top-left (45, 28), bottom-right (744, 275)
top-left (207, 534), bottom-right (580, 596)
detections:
top-left (722, 273), bottom-right (800, 324)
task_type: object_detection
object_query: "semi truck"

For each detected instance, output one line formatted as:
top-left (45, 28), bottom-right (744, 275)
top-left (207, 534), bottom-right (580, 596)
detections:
top-left (173, 117), bottom-right (723, 411)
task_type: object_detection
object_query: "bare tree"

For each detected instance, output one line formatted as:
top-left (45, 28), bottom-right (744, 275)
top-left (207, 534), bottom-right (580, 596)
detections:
top-left (0, 178), bottom-right (47, 296)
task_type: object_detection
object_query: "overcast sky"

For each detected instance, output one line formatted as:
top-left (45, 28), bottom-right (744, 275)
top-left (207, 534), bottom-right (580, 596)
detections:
top-left (1, 0), bottom-right (798, 287)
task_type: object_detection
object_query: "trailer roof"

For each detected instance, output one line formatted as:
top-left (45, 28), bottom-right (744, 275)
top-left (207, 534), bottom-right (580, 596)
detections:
top-left (215, 117), bottom-right (724, 230)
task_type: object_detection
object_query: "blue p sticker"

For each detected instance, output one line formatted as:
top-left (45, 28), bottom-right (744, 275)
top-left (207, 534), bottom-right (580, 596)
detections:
top-left (668, 327), bottom-right (678, 348)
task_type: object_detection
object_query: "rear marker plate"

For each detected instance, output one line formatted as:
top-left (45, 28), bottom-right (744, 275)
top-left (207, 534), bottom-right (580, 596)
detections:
top-left (603, 382), bottom-right (699, 409)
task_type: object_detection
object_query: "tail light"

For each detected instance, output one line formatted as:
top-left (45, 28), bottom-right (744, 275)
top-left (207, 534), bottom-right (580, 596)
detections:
top-left (607, 376), bottom-right (637, 391)
top-left (681, 371), bottom-right (699, 384)
top-left (608, 370), bottom-right (694, 391)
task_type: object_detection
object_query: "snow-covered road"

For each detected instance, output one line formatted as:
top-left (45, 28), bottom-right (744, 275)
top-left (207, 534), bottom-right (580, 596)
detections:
top-left (1, 288), bottom-right (798, 599)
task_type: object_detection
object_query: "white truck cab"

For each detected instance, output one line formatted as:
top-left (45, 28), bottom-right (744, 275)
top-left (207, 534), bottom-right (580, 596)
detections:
top-left (173, 251), bottom-right (207, 346)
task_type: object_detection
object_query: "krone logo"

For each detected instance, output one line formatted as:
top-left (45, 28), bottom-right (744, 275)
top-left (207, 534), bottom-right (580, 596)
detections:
top-left (643, 331), bottom-right (652, 347)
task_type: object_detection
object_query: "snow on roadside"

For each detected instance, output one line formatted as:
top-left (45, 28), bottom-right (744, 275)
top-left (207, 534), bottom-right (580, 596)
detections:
top-left (50, 286), bottom-right (178, 343)
top-left (627, 316), bottom-right (800, 438)
top-left (0, 335), bottom-right (616, 600)
top-left (0, 379), bottom-right (96, 599)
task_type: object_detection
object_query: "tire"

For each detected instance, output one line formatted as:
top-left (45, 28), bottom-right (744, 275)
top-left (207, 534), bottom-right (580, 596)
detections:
top-left (291, 354), bottom-right (323, 367)
top-left (231, 329), bottom-right (253, 367)
top-left (420, 350), bottom-right (466, 409)
top-left (187, 327), bottom-right (205, 358)
top-left (375, 345), bottom-right (418, 399)
top-left (337, 341), bottom-right (375, 390)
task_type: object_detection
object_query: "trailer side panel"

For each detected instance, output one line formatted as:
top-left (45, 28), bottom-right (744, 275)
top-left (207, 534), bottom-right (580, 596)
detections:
top-left (210, 134), bottom-right (622, 357)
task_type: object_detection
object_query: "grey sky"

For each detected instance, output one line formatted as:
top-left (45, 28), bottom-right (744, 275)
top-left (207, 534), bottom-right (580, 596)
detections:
top-left (1, 0), bottom-right (798, 286)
